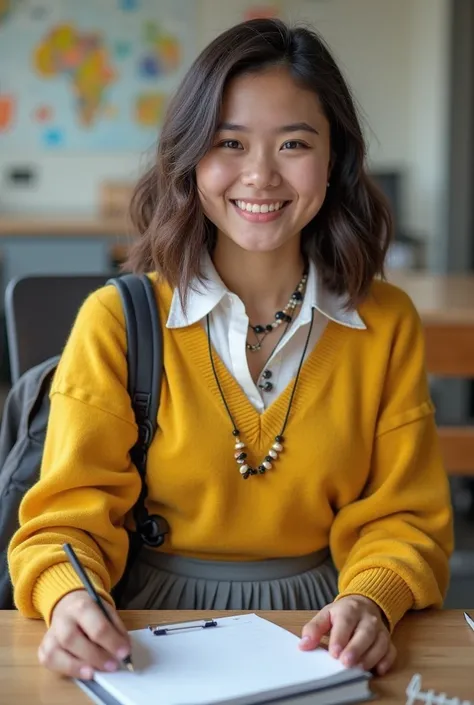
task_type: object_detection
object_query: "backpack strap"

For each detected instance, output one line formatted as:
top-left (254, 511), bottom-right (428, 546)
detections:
top-left (108, 274), bottom-right (169, 549)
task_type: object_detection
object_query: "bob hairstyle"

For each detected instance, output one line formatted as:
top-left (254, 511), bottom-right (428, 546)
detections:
top-left (126, 18), bottom-right (392, 309)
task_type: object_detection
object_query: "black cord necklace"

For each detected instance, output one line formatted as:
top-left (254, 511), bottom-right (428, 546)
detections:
top-left (206, 307), bottom-right (316, 479)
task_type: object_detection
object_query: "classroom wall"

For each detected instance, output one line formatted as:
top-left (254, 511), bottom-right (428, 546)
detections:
top-left (294, 0), bottom-right (451, 271)
top-left (0, 0), bottom-right (451, 269)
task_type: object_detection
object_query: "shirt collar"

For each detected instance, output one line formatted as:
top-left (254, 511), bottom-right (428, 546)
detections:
top-left (302, 259), bottom-right (366, 330)
top-left (166, 255), bottom-right (227, 328)
top-left (166, 254), bottom-right (366, 330)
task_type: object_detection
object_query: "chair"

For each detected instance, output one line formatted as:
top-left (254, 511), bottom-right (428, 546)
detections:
top-left (4, 274), bottom-right (110, 384)
top-left (424, 323), bottom-right (474, 476)
top-left (423, 322), bottom-right (474, 608)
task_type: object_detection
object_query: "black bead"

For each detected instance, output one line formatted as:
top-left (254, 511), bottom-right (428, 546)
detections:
top-left (237, 452), bottom-right (247, 461)
top-left (243, 472), bottom-right (250, 480)
top-left (250, 468), bottom-right (258, 475)
top-left (265, 456), bottom-right (273, 463)
top-left (275, 310), bottom-right (285, 320)
top-left (275, 435), bottom-right (284, 443)
top-left (259, 381), bottom-right (273, 392)
top-left (262, 369), bottom-right (272, 379)
top-left (265, 324), bottom-right (273, 332)
top-left (232, 429), bottom-right (240, 437)
top-left (258, 465), bottom-right (266, 474)
top-left (292, 290), bottom-right (303, 301)
top-left (284, 314), bottom-right (292, 323)
top-left (254, 325), bottom-right (265, 334)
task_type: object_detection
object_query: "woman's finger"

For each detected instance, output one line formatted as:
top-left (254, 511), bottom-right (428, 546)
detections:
top-left (376, 641), bottom-right (397, 675)
top-left (339, 614), bottom-right (380, 667)
top-left (354, 630), bottom-right (390, 672)
top-left (75, 600), bottom-right (131, 661)
top-left (38, 632), bottom-right (94, 680)
top-left (327, 602), bottom-right (360, 659)
top-left (54, 617), bottom-right (119, 672)
top-left (300, 608), bottom-right (331, 650)
top-left (102, 601), bottom-right (129, 638)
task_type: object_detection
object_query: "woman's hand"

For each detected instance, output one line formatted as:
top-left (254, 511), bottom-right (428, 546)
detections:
top-left (300, 595), bottom-right (396, 676)
top-left (38, 590), bottom-right (131, 679)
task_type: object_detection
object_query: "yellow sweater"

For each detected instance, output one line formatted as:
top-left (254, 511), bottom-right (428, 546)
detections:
top-left (8, 276), bottom-right (453, 630)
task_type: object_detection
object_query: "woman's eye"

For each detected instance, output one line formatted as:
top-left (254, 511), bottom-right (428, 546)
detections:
top-left (281, 140), bottom-right (308, 150)
top-left (218, 140), bottom-right (243, 150)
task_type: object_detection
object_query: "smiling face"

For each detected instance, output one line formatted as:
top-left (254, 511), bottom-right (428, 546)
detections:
top-left (196, 65), bottom-right (332, 256)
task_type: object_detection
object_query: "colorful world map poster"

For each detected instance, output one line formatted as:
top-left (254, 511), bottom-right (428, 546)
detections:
top-left (0, 0), bottom-right (196, 152)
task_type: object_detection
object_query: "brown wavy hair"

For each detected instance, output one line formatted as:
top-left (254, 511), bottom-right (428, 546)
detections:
top-left (126, 18), bottom-right (392, 309)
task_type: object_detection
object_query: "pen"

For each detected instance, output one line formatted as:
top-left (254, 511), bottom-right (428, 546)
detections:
top-left (62, 543), bottom-right (134, 672)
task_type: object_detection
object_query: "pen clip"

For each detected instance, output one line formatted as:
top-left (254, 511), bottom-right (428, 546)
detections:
top-left (148, 619), bottom-right (218, 636)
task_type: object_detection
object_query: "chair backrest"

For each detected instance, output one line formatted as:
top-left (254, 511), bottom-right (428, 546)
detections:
top-left (424, 323), bottom-right (474, 476)
top-left (4, 274), bottom-right (110, 384)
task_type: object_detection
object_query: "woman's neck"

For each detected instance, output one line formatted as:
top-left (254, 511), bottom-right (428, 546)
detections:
top-left (212, 236), bottom-right (305, 323)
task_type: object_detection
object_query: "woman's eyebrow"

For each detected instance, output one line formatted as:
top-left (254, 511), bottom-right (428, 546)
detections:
top-left (217, 121), bottom-right (319, 135)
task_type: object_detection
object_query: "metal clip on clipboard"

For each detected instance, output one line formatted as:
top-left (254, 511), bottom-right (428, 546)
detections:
top-left (148, 619), bottom-right (218, 636)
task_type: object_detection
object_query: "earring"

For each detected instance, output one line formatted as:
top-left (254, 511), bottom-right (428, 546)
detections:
top-left (327, 182), bottom-right (330, 188)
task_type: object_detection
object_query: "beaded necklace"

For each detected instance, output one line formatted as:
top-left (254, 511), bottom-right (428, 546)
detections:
top-left (206, 307), bottom-right (315, 479)
top-left (246, 269), bottom-right (308, 352)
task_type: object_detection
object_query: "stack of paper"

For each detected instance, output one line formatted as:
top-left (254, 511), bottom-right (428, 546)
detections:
top-left (77, 614), bottom-right (373, 705)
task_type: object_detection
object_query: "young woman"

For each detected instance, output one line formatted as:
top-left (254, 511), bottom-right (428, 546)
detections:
top-left (9, 18), bottom-right (452, 682)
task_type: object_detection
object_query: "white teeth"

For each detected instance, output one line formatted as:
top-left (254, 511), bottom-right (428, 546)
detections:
top-left (235, 200), bottom-right (284, 214)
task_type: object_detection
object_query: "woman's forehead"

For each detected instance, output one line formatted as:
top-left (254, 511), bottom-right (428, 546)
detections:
top-left (219, 68), bottom-right (327, 130)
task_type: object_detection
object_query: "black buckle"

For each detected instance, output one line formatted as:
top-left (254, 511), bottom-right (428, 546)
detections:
top-left (133, 392), bottom-right (151, 417)
top-left (138, 514), bottom-right (170, 547)
top-left (137, 419), bottom-right (154, 448)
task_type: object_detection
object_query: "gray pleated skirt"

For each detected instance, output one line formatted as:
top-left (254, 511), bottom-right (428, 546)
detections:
top-left (120, 547), bottom-right (338, 610)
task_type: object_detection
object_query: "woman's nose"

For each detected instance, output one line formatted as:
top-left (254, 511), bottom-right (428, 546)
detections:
top-left (240, 154), bottom-right (281, 190)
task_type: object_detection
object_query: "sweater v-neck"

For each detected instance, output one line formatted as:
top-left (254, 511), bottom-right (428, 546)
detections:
top-left (175, 315), bottom-right (349, 449)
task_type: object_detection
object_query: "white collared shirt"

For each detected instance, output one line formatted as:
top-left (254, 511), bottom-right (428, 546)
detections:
top-left (167, 256), bottom-right (366, 412)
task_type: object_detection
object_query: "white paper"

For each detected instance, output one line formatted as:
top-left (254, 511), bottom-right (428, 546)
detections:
top-left (94, 614), bottom-right (365, 705)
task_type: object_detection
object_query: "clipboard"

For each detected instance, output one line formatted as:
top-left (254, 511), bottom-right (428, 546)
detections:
top-left (75, 614), bottom-right (374, 705)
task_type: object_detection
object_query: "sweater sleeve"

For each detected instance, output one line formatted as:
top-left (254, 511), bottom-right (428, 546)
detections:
top-left (329, 293), bottom-right (454, 631)
top-left (8, 286), bottom-right (142, 623)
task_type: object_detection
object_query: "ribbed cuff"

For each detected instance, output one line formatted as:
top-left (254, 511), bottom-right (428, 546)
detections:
top-left (336, 567), bottom-right (413, 632)
top-left (32, 562), bottom-right (114, 625)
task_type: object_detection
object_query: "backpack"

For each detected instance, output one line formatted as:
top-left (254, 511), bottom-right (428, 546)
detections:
top-left (0, 274), bottom-right (169, 609)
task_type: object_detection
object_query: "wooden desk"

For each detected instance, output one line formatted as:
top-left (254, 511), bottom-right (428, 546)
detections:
top-left (387, 271), bottom-right (474, 474)
top-left (0, 215), bottom-right (131, 238)
top-left (388, 271), bottom-right (474, 325)
top-left (1, 610), bottom-right (473, 704)
top-left (0, 216), bottom-right (135, 296)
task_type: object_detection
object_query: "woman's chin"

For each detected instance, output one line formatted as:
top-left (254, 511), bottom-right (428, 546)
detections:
top-left (218, 231), bottom-right (297, 254)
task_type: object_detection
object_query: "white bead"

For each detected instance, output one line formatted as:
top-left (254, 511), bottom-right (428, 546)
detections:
top-left (240, 465), bottom-right (249, 474)
top-left (237, 458), bottom-right (246, 464)
top-left (268, 449), bottom-right (278, 459)
top-left (263, 460), bottom-right (272, 470)
top-left (235, 442), bottom-right (245, 449)
top-left (272, 442), bottom-right (283, 452)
